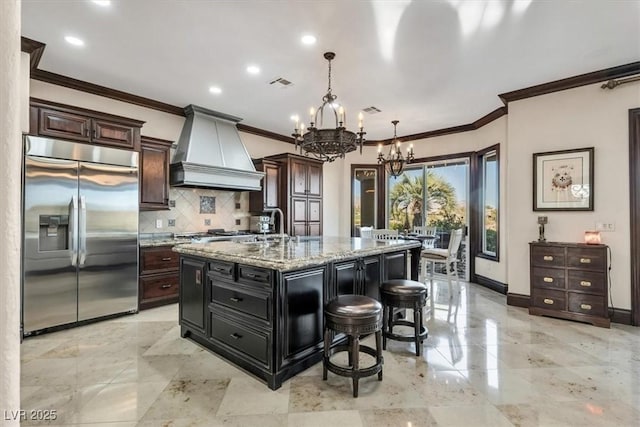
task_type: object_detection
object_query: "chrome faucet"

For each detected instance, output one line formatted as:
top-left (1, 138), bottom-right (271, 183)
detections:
top-left (264, 207), bottom-right (286, 239)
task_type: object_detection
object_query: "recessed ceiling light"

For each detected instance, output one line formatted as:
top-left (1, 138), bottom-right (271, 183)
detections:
top-left (64, 36), bottom-right (85, 47)
top-left (246, 65), bottom-right (261, 75)
top-left (209, 86), bottom-right (222, 95)
top-left (301, 34), bottom-right (317, 45)
top-left (91, 0), bottom-right (111, 6)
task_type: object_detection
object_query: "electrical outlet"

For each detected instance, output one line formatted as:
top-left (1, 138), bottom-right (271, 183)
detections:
top-left (235, 202), bottom-right (241, 209)
top-left (168, 219), bottom-right (176, 227)
top-left (204, 219), bottom-right (211, 226)
top-left (595, 222), bottom-right (615, 232)
top-left (155, 219), bottom-right (162, 229)
top-left (235, 219), bottom-right (241, 225)
top-left (169, 199), bottom-right (176, 207)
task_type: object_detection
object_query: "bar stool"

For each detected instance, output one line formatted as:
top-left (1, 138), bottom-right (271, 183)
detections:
top-left (323, 294), bottom-right (383, 397)
top-left (380, 279), bottom-right (428, 356)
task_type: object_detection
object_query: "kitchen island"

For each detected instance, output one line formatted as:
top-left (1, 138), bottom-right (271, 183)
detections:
top-left (173, 236), bottom-right (422, 389)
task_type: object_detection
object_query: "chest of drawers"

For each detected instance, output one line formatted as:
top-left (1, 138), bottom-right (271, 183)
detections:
top-left (529, 242), bottom-right (610, 328)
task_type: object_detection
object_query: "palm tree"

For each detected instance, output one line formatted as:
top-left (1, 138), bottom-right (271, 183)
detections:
top-left (388, 171), bottom-right (459, 231)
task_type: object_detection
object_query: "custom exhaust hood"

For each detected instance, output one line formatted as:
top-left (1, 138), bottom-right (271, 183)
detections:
top-left (170, 105), bottom-right (264, 191)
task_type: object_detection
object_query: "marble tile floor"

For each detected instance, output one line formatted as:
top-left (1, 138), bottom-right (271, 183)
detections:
top-left (20, 281), bottom-right (640, 426)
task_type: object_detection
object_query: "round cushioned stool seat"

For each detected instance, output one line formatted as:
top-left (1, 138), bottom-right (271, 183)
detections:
top-left (380, 279), bottom-right (428, 356)
top-left (325, 295), bottom-right (383, 335)
top-left (381, 279), bottom-right (428, 296)
top-left (323, 295), bottom-right (384, 397)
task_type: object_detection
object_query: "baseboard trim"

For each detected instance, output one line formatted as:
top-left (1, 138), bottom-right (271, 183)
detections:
top-left (475, 275), bottom-right (507, 294)
top-left (506, 293), bottom-right (530, 308)
top-left (609, 308), bottom-right (632, 325)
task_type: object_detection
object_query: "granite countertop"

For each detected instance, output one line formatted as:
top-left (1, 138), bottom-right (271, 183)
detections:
top-left (139, 234), bottom-right (192, 247)
top-left (172, 236), bottom-right (422, 271)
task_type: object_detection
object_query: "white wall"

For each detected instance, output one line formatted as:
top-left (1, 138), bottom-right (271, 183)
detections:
top-left (341, 116), bottom-right (508, 283)
top-left (1, 0), bottom-right (22, 423)
top-left (507, 82), bottom-right (640, 310)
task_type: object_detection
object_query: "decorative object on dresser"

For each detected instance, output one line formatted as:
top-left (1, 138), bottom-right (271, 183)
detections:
top-left (529, 241), bottom-right (609, 327)
top-left (377, 120), bottom-right (414, 178)
top-left (291, 52), bottom-right (365, 162)
top-left (29, 98), bottom-right (143, 151)
top-left (533, 147), bottom-right (594, 211)
top-left (139, 245), bottom-right (179, 310)
top-left (537, 216), bottom-right (548, 242)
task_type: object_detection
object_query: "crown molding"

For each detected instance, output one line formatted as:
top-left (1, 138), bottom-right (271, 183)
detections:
top-left (20, 36), bottom-right (637, 146)
top-left (499, 61), bottom-right (640, 104)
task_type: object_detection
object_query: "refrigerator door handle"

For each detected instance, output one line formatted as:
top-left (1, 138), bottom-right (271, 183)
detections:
top-left (79, 195), bottom-right (87, 267)
top-left (70, 195), bottom-right (78, 267)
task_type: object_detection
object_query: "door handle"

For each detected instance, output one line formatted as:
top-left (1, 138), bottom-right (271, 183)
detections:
top-left (70, 195), bottom-right (78, 267)
top-left (79, 195), bottom-right (87, 267)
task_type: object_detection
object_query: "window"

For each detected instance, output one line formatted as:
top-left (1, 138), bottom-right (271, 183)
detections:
top-left (479, 146), bottom-right (499, 259)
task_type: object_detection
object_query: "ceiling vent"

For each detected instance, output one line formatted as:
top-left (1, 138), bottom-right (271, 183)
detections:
top-left (363, 106), bottom-right (382, 114)
top-left (269, 77), bottom-right (293, 87)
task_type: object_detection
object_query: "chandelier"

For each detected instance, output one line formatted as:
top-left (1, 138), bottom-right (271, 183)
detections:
top-left (378, 120), bottom-right (414, 178)
top-left (292, 52), bottom-right (365, 162)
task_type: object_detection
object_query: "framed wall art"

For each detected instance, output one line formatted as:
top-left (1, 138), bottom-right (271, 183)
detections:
top-left (533, 147), bottom-right (594, 211)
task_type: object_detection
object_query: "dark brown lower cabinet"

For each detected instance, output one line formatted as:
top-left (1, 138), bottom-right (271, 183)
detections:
top-left (139, 245), bottom-right (179, 310)
top-left (178, 248), bottom-right (411, 390)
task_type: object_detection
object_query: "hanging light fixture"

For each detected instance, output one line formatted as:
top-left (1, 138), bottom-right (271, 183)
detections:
top-left (292, 52), bottom-right (365, 162)
top-left (378, 120), bottom-right (414, 178)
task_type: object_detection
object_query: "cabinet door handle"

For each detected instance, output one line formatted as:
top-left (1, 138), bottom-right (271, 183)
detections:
top-left (543, 255), bottom-right (554, 261)
top-left (543, 277), bottom-right (554, 283)
top-left (195, 270), bottom-right (202, 286)
top-left (230, 333), bottom-right (242, 340)
top-left (580, 258), bottom-right (592, 264)
top-left (161, 284), bottom-right (172, 289)
top-left (161, 257), bottom-right (172, 261)
top-left (580, 280), bottom-right (592, 287)
top-left (543, 298), bottom-right (554, 305)
top-left (229, 297), bottom-right (243, 303)
top-left (580, 304), bottom-right (592, 310)
top-left (92, 128), bottom-right (97, 139)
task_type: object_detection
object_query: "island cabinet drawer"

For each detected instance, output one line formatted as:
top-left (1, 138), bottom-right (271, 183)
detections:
top-left (530, 246), bottom-right (565, 268)
top-left (531, 267), bottom-right (565, 290)
top-left (211, 282), bottom-right (271, 322)
top-left (531, 289), bottom-right (566, 311)
top-left (568, 293), bottom-right (606, 318)
top-left (141, 246), bottom-right (179, 274)
top-left (209, 260), bottom-right (235, 280)
top-left (210, 314), bottom-right (270, 366)
top-left (566, 247), bottom-right (606, 271)
top-left (238, 265), bottom-right (272, 287)
top-left (141, 273), bottom-right (179, 300)
top-left (567, 270), bottom-right (605, 294)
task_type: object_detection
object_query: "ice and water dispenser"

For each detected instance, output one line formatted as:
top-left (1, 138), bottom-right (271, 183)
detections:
top-left (39, 214), bottom-right (69, 251)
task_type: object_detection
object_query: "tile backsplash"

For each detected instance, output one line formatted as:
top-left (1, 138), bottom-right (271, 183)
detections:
top-left (139, 187), bottom-right (250, 233)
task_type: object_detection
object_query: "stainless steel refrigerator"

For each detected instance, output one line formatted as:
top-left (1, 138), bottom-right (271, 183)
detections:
top-left (22, 136), bottom-right (139, 335)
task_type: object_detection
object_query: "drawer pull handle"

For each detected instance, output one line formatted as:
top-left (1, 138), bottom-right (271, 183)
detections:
top-left (580, 281), bottom-right (592, 287)
top-left (230, 333), bottom-right (242, 340)
top-left (580, 304), bottom-right (592, 310)
top-left (543, 298), bottom-right (554, 305)
top-left (229, 297), bottom-right (243, 303)
top-left (161, 257), bottom-right (172, 261)
top-left (214, 267), bottom-right (230, 274)
top-left (543, 277), bottom-right (554, 283)
top-left (543, 256), bottom-right (553, 261)
top-left (580, 258), bottom-right (592, 264)
top-left (161, 284), bottom-right (172, 289)
top-left (245, 272), bottom-right (268, 281)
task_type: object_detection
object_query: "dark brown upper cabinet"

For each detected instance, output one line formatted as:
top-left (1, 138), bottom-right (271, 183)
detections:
top-left (30, 98), bottom-right (143, 151)
top-left (140, 136), bottom-right (173, 211)
top-left (249, 158), bottom-right (281, 212)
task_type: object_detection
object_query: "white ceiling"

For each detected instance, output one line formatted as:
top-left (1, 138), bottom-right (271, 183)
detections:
top-left (21, 0), bottom-right (640, 141)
